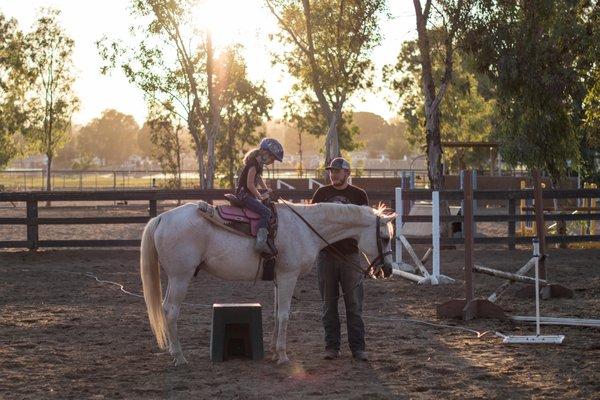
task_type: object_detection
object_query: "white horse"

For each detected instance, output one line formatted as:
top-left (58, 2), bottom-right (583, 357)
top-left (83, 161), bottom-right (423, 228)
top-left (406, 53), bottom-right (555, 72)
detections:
top-left (140, 201), bottom-right (396, 365)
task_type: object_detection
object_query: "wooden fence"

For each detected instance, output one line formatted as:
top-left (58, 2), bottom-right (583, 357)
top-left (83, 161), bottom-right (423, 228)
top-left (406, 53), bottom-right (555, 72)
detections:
top-left (1, 185), bottom-right (599, 250)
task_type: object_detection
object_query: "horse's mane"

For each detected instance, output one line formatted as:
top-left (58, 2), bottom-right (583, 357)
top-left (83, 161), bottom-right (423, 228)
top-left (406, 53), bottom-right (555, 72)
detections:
top-left (278, 200), bottom-right (394, 220)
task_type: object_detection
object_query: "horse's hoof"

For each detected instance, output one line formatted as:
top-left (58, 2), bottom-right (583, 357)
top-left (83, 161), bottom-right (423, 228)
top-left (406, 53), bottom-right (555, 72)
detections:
top-left (172, 355), bottom-right (188, 366)
top-left (277, 355), bottom-right (289, 365)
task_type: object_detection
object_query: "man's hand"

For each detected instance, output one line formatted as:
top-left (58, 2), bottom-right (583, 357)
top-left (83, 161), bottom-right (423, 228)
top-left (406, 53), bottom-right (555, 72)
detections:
top-left (260, 193), bottom-right (270, 201)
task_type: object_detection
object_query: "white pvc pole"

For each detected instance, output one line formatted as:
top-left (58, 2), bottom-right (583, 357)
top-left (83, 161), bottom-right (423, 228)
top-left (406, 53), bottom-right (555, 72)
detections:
top-left (533, 239), bottom-right (541, 336)
top-left (432, 191), bottom-right (440, 285)
top-left (395, 187), bottom-right (403, 264)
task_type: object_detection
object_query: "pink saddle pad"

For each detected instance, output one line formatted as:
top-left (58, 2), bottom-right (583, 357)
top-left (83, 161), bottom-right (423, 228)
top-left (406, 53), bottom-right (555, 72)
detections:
top-left (217, 206), bottom-right (261, 235)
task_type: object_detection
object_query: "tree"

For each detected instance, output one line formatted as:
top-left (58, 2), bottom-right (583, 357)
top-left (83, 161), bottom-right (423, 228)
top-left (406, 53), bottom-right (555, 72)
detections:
top-left (215, 47), bottom-right (272, 188)
top-left (147, 113), bottom-right (185, 188)
top-left (579, 1), bottom-right (600, 183)
top-left (384, 35), bottom-right (495, 173)
top-left (410, 0), bottom-right (473, 189)
top-left (137, 123), bottom-right (155, 160)
top-left (98, 0), bottom-right (226, 188)
top-left (77, 109), bottom-right (140, 166)
top-left (284, 98), bottom-right (361, 157)
top-left (266, 0), bottom-right (386, 167)
top-left (351, 112), bottom-right (412, 159)
top-left (0, 14), bottom-right (28, 169)
top-left (22, 9), bottom-right (79, 192)
top-left (464, 0), bottom-right (588, 181)
top-left (53, 125), bottom-right (80, 168)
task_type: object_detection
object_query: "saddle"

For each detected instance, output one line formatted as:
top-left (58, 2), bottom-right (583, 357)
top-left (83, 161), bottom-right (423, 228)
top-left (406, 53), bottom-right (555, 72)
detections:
top-left (218, 194), bottom-right (263, 236)
top-left (197, 194), bottom-right (278, 281)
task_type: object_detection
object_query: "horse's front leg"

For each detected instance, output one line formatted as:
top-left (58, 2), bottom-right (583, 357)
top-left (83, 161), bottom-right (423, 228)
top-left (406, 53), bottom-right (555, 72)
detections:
top-left (274, 273), bottom-right (298, 365)
top-left (271, 283), bottom-right (279, 361)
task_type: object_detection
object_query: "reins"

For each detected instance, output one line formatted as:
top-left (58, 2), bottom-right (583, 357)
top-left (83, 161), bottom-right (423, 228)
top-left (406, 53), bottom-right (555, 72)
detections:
top-left (278, 199), bottom-right (391, 277)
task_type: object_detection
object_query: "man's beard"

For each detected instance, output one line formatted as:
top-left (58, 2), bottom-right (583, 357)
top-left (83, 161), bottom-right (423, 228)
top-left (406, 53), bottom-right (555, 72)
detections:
top-left (332, 178), bottom-right (346, 187)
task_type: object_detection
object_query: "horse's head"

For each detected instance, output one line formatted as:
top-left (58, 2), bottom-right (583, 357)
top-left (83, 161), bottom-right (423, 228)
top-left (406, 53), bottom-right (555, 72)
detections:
top-left (358, 205), bottom-right (396, 278)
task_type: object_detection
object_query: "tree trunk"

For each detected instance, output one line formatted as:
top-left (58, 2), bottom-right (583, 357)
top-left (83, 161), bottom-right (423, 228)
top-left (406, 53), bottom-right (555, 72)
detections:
top-left (206, 132), bottom-right (216, 188)
top-left (45, 154), bottom-right (52, 207)
top-left (175, 129), bottom-right (182, 190)
top-left (188, 121), bottom-right (205, 189)
top-left (46, 154), bottom-right (52, 192)
top-left (324, 106), bottom-right (342, 168)
top-left (425, 101), bottom-right (444, 190)
top-left (414, 0), bottom-right (444, 190)
top-left (205, 32), bottom-right (221, 189)
top-left (228, 131), bottom-right (235, 189)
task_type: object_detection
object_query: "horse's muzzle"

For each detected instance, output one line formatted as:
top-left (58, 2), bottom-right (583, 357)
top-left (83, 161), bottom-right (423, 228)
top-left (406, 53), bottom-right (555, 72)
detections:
top-left (382, 262), bottom-right (394, 278)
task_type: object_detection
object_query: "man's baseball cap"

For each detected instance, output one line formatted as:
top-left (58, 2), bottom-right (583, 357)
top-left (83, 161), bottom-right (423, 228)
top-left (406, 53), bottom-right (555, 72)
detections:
top-left (325, 157), bottom-right (351, 170)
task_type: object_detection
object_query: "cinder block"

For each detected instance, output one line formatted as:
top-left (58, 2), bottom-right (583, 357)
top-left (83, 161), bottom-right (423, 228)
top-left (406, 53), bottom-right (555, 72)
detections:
top-left (210, 303), bottom-right (263, 361)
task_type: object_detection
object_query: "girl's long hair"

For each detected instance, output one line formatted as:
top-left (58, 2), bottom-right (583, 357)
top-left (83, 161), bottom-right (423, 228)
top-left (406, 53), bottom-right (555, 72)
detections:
top-left (243, 148), bottom-right (261, 165)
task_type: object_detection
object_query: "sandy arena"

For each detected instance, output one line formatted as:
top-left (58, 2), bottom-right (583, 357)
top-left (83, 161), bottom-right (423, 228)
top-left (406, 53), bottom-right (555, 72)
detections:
top-left (1, 204), bottom-right (599, 399)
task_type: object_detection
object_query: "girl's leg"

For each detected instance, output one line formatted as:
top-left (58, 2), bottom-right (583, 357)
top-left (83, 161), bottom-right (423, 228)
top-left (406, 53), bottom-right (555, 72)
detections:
top-left (242, 197), bottom-right (272, 229)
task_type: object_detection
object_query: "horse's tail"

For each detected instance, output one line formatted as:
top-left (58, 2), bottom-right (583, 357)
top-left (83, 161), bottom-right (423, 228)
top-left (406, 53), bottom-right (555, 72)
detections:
top-left (140, 216), bottom-right (168, 350)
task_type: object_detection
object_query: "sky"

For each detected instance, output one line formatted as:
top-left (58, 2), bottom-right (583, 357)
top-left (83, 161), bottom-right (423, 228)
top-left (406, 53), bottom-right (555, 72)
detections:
top-left (0, 0), bottom-right (417, 126)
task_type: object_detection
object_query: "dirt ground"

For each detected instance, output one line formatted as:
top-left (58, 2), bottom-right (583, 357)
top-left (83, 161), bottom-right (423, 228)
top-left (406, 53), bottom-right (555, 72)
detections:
top-left (1, 203), bottom-right (600, 399)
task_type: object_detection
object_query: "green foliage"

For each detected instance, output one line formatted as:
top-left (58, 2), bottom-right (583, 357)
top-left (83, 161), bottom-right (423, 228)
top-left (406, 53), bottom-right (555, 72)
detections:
top-left (77, 109), bottom-right (140, 166)
top-left (148, 114), bottom-right (185, 188)
top-left (579, 2), bottom-right (600, 183)
top-left (215, 47), bottom-right (272, 188)
top-left (98, 0), bottom-right (273, 188)
top-left (384, 34), bottom-right (495, 172)
top-left (0, 13), bottom-right (28, 168)
top-left (268, 0), bottom-right (386, 161)
top-left (464, 0), bottom-right (590, 180)
top-left (284, 98), bottom-right (361, 153)
top-left (20, 8), bottom-right (79, 191)
top-left (351, 112), bottom-right (411, 159)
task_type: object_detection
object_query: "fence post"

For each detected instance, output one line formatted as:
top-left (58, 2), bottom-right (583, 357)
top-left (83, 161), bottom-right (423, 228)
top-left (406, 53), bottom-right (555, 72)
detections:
top-left (508, 197), bottom-right (516, 250)
top-left (26, 200), bottom-right (38, 250)
top-left (463, 170), bottom-right (475, 302)
top-left (149, 199), bottom-right (158, 218)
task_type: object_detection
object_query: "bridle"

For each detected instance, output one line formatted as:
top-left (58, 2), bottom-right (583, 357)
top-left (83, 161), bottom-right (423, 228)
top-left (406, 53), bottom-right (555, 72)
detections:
top-left (279, 199), bottom-right (393, 277)
top-left (366, 215), bottom-right (394, 276)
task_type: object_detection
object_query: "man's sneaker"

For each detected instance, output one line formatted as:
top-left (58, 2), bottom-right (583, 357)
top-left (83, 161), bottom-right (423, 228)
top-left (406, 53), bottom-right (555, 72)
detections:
top-left (323, 349), bottom-right (339, 360)
top-left (352, 350), bottom-right (368, 361)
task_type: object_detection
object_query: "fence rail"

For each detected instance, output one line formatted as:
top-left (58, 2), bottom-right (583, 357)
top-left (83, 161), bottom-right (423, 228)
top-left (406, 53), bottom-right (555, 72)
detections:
top-left (1, 186), bottom-right (599, 250)
top-left (0, 168), bottom-right (430, 190)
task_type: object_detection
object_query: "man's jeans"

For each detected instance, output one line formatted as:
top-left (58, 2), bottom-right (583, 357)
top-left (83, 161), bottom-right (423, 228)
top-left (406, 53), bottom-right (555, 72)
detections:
top-left (317, 250), bottom-right (365, 353)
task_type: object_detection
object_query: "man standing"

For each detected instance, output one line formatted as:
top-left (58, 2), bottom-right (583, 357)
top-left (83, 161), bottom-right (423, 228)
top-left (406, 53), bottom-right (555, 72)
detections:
top-left (311, 157), bottom-right (369, 361)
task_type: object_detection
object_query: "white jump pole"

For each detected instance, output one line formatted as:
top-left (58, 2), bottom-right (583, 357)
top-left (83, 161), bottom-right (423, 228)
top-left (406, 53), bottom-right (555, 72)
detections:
top-left (432, 191), bottom-right (440, 285)
top-left (308, 179), bottom-right (324, 190)
top-left (431, 191), bottom-right (454, 284)
top-left (395, 187), bottom-right (403, 265)
top-left (276, 180), bottom-right (295, 189)
top-left (502, 239), bottom-right (565, 344)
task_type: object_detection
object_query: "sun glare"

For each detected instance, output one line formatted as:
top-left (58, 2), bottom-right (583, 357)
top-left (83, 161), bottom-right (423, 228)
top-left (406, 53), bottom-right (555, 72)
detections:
top-left (191, 0), bottom-right (265, 50)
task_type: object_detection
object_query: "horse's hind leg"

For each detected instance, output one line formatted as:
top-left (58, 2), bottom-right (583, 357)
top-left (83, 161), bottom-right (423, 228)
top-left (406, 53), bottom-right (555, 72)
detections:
top-left (163, 275), bottom-right (192, 365)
